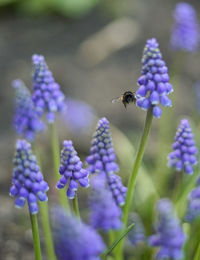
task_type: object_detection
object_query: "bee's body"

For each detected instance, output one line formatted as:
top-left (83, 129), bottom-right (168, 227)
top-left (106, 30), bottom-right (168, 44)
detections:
top-left (112, 91), bottom-right (136, 108)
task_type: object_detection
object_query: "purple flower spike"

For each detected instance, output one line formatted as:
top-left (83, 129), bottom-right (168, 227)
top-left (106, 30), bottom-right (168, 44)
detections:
top-left (13, 79), bottom-right (45, 142)
top-left (149, 199), bottom-right (185, 260)
top-left (56, 140), bottom-right (89, 199)
top-left (32, 54), bottom-right (66, 123)
top-left (185, 177), bottom-right (200, 222)
top-left (9, 140), bottom-right (49, 214)
top-left (89, 175), bottom-right (122, 231)
top-left (128, 213), bottom-right (146, 246)
top-left (168, 119), bottom-right (198, 175)
top-left (136, 38), bottom-right (173, 118)
top-left (52, 206), bottom-right (105, 260)
top-left (170, 3), bottom-right (199, 52)
top-left (86, 117), bottom-right (127, 206)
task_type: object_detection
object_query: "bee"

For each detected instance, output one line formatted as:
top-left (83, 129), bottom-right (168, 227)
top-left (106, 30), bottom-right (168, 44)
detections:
top-left (111, 91), bottom-right (136, 108)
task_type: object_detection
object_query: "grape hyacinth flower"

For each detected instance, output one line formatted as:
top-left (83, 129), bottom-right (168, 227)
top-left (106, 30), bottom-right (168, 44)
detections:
top-left (62, 97), bottom-right (97, 133)
top-left (149, 199), bottom-right (185, 260)
top-left (13, 79), bottom-right (45, 142)
top-left (136, 38), bottom-right (173, 118)
top-left (52, 206), bottom-right (105, 260)
top-left (128, 213), bottom-right (146, 246)
top-left (56, 140), bottom-right (89, 199)
top-left (86, 117), bottom-right (127, 206)
top-left (168, 119), bottom-right (198, 175)
top-left (89, 175), bottom-right (122, 231)
top-left (32, 54), bottom-right (66, 123)
top-left (9, 140), bottom-right (49, 214)
top-left (170, 3), bottom-right (199, 52)
top-left (185, 177), bottom-right (200, 222)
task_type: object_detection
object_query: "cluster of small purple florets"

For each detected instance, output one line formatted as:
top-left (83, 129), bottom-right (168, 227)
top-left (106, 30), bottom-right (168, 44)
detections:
top-left (128, 213), bottom-right (146, 246)
top-left (168, 119), bottom-right (198, 174)
top-left (56, 140), bottom-right (89, 199)
top-left (185, 177), bottom-right (200, 222)
top-left (89, 175), bottom-right (122, 231)
top-left (149, 199), bottom-right (185, 260)
top-left (9, 140), bottom-right (49, 214)
top-left (170, 2), bottom-right (199, 52)
top-left (136, 38), bottom-right (173, 118)
top-left (86, 117), bottom-right (127, 206)
top-left (52, 206), bottom-right (105, 260)
top-left (32, 54), bottom-right (65, 123)
top-left (13, 79), bottom-right (45, 142)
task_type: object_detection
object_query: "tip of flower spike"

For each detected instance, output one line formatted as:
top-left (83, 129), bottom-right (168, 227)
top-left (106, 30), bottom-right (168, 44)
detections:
top-left (12, 79), bottom-right (24, 89)
top-left (16, 139), bottom-right (31, 150)
top-left (146, 38), bottom-right (159, 48)
top-left (32, 54), bottom-right (45, 65)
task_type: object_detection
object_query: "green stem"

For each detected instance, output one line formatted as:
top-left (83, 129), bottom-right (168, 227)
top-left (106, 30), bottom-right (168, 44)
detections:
top-left (49, 123), bottom-right (70, 211)
top-left (39, 202), bottom-right (57, 260)
top-left (115, 107), bottom-right (153, 260)
top-left (123, 107), bottom-right (153, 226)
top-left (72, 194), bottom-right (80, 218)
top-left (194, 240), bottom-right (200, 260)
top-left (29, 213), bottom-right (42, 260)
top-left (101, 223), bottom-right (134, 259)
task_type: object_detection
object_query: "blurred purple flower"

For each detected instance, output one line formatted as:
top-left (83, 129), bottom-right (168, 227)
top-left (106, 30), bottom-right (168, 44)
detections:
top-left (51, 206), bottom-right (105, 260)
top-left (185, 177), bottom-right (200, 222)
top-left (168, 119), bottom-right (198, 175)
top-left (89, 174), bottom-right (122, 231)
top-left (128, 213), bottom-right (146, 246)
top-left (170, 2), bottom-right (199, 52)
top-left (62, 97), bottom-right (96, 133)
top-left (56, 140), bottom-right (89, 199)
top-left (86, 117), bottom-right (127, 206)
top-left (149, 199), bottom-right (185, 260)
top-left (13, 79), bottom-right (45, 142)
top-left (136, 38), bottom-right (173, 118)
top-left (9, 140), bottom-right (49, 214)
top-left (32, 54), bottom-right (66, 123)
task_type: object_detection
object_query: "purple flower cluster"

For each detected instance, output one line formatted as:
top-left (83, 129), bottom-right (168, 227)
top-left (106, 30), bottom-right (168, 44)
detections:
top-left (168, 119), bottom-right (198, 174)
top-left (185, 177), bottom-right (200, 222)
top-left (32, 54), bottom-right (65, 123)
top-left (52, 206), bottom-right (105, 260)
top-left (86, 117), bottom-right (127, 206)
top-left (9, 140), bottom-right (49, 214)
top-left (170, 2), bottom-right (199, 52)
top-left (62, 97), bottom-right (96, 133)
top-left (56, 140), bottom-right (89, 199)
top-left (149, 199), bottom-right (185, 260)
top-left (136, 38), bottom-right (173, 118)
top-left (13, 79), bottom-right (45, 141)
top-left (89, 175), bottom-right (122, 231)
top-left (128, 213), bottom-right (146, 246)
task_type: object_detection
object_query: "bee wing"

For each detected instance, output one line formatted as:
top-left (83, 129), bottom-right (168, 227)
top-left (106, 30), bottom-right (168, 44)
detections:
top-left (111, 97), bottom-right (122, 103)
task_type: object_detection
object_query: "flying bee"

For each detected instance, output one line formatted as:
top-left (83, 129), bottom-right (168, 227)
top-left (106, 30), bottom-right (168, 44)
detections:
top-left (111, 91), bottom-right (136, 108)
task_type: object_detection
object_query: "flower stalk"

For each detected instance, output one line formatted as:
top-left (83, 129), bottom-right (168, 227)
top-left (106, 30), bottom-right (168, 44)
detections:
top-left (72, 194), bottom-right (80, 218)
top-left (29, 213), bottom-right (42, 260)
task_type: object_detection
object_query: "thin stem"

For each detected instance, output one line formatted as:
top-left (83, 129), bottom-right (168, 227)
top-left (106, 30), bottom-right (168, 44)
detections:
top-left (101, 223), bottom-right (134, 259)
top-left (39, 202), bottom-right (57, 260)
top-left (194, 240), bottom-right (200, 260)
top-left (72, 194), bottom-right (80, 218)
top-left (49, 123), bottom-right (70, 211)
top-left (29, 213), bottom-right (42, 260)
top-left (123, 107), bottom-right (153, 227)
top-left (115, 107), bottom-right (153, 260)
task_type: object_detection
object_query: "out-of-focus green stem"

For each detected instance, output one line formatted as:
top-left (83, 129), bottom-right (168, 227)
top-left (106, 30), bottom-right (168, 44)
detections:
top-left (115, 107), bottom-right (153, 260)
top-left (72, 194), bottom-right (80, 218)
top-left (101, 223), bottom-right (134, 260)
top-left (194, 240), bottom-right (200, 260)
top-left (29, 213), bottom-right (42, 260)
top-left (49, 123), bottom-right (70, 211)
top-left (39, 202), bottom-right (57, 260)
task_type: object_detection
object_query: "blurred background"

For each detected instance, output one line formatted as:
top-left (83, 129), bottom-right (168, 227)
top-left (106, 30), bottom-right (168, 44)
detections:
top-left (1, 0), bottom-right (200, 259)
